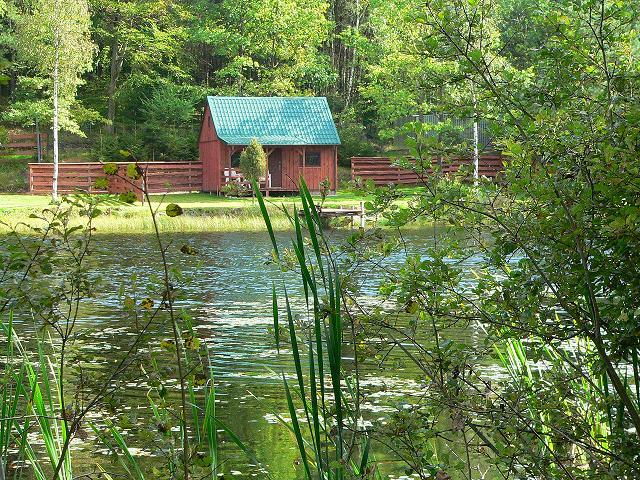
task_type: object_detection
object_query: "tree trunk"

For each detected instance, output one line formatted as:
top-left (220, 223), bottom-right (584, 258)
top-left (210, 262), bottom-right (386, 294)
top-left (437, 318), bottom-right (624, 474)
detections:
top-left (344, 0), bottom-right (361, 108)
top-left (52, 35), bottom-right (60, 202)
top-left (470, 81), bottom-right (479, 184)
top-left (8, 50), bottom-right (16, 99)
top-left (106, 41), bottom-right (125, 134)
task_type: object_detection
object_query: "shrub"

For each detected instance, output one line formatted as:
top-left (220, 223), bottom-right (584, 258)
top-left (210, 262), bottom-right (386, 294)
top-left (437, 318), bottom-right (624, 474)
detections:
top-left (220, 180), bottom-right (249, 197)
top-left (239, 138), bottom-right (267, 183)
top-left (94, 131), bottom-right (149, 162)
top-left (141, 83), bottom-right (201, 160)
top-left (0, 157), bottom-right (29, 192)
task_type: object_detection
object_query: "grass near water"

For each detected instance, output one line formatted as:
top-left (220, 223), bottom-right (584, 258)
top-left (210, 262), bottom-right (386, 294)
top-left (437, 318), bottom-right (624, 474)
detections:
top-left (0, 191), bottom-right (374, 233)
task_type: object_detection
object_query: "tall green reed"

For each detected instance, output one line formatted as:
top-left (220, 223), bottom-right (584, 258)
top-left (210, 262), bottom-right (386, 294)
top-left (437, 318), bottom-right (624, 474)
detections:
top-left (1, 316), bottom-right (74, 480)
top-left (494, 337), bottom-right (621, 472)
top-left (0, 313), bottom-right (27, 480)
top-left (255, 179), bottom-right (375, 479)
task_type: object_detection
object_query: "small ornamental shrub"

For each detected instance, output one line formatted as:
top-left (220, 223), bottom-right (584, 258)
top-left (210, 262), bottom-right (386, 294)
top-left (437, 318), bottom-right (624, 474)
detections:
top-left (319, 178), bottom-right (331, 203)
top-left (239, 138), bottom-right (267, 184)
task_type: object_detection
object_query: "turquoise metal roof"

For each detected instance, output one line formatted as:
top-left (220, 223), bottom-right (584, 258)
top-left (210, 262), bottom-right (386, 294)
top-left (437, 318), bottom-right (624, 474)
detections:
top-left (207, 96), bottom-right (341, 146)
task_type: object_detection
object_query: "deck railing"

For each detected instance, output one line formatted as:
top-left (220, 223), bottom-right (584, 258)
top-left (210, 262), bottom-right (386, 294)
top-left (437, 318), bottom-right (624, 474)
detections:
top-left (221, 168), bottom-right (271, 189)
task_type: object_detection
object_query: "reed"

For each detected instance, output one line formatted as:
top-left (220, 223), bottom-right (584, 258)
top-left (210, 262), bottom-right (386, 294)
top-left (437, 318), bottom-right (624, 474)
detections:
top-left (255, 179), bottom-right (375, 479)
top-left (494, 337), bottom-right (621, 473)
top-left (90, 421), bottom-right (146, 480)
top-left (0, 313), bottom-right (28, 479)
top-left (0, 316), bottom-right (74, 479)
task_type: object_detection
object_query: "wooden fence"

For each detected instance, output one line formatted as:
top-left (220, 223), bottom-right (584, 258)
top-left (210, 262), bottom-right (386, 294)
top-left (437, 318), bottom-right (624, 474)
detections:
top-left (351, 155), bottom-right (505, 186)
top-left (1, 132), bottom-right (48, 157)
top-left (29, 162), bottom-right (203, 195)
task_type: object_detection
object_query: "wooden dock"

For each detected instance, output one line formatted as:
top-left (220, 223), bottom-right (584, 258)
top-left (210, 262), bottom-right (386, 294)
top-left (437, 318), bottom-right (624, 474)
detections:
top-left (300, 202), bottom-right (367, 228)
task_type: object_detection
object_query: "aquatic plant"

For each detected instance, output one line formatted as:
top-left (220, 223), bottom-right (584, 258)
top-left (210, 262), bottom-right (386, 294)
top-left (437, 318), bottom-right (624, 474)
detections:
top-left (256, 179), bottom-right (377, 479)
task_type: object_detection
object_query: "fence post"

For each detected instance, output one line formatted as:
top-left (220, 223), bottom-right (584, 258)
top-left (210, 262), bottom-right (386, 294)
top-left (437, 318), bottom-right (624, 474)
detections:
top-left (36, 119), bottom-right (42, 163)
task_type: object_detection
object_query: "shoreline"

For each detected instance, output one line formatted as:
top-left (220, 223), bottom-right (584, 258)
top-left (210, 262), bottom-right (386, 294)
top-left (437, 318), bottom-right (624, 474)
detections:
top-left (0, 211), bottom-right (433, 234)
top-left (0, 206), bottom-right (291, 233)
top-left (0, 190), bottom-right (430, 233)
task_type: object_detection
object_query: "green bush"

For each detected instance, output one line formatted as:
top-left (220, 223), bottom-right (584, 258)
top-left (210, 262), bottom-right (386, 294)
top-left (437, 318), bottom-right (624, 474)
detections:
top-left (220, 180), bottom-right (249, 197)
top-left (141, 83), bottom-right (201, 160)
top-left (239, 138), bottom-right (267, 183)
top-left (93, 131), bottom-right (149, 162)
top-left (94, 82), bottom-right (202, 162)
top-left (0, 157), bottom-right (29, 192)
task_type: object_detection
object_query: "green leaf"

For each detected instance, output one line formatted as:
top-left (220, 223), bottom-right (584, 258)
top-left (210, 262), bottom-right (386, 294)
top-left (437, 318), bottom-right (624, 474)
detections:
top-left (119, 192), bottom-right (137, 204)
top-left (123, 297), bottom-right (135, 310)
top-left (469, 49), bottom-right (483, 63)
top-left (126, 163), bottom-right (143, 180)
top-left (94, 177), bottom-right (109, 190)
top-left (140, 298), bottom-right (154, 310)
top-left (103, 163), bottom-right (118, 175)
top-left (272, 282), bottom-right (280, 352)
top-left (253, 181), bottom-right (279, 258)
top-left (166, 203), bottom-right (184, 217)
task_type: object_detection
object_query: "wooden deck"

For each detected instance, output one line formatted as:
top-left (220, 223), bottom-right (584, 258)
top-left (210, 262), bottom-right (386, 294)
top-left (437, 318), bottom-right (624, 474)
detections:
top-left (221, 168), bottom-right (326, 195)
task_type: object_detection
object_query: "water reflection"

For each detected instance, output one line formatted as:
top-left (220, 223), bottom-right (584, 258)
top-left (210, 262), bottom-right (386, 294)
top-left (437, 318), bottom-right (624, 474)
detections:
top-left (6, 230), bottom-right (498, 479)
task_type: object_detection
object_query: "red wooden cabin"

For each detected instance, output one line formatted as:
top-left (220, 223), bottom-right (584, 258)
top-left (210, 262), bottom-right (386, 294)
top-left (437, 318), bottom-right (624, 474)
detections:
top-left (199, 96), bottom-right (341, 194)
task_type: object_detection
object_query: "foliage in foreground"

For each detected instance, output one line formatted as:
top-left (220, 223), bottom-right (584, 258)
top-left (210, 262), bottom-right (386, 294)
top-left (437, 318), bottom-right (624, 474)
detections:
top-left (0, 183), bottom-right (259, 479)
top-left (323, 0), bottom-right (640, 477)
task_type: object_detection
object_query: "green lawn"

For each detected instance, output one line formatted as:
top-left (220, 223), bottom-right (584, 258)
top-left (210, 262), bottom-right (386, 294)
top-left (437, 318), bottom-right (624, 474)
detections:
top-left (0, 193), bottom-right (52, 209)
top-left (0, 188), bottom-right (425, 233)
top-left (0, 190), bottom-right (376, 233)
top-left (0, 191), bottom-right (371, 211)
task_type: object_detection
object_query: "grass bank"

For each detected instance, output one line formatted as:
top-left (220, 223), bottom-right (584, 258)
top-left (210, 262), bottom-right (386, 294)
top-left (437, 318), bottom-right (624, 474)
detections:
top-left (0, 191), bottom-right (374, 233)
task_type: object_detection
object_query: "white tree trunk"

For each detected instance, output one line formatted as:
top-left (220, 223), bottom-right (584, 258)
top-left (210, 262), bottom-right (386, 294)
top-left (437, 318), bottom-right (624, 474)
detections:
top-left (345, 0), bottom-right (360, 108)
top-left (472, 83), bottom-right (479, 185)
top-left (52, 29), bottom-right (60, 201)
top-left (473, 117), bottom-right (479, 184)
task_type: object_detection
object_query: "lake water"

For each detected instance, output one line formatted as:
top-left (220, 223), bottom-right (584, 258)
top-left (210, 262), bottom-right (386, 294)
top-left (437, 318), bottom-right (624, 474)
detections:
top-left (5, 230), bottom-right (501, 479)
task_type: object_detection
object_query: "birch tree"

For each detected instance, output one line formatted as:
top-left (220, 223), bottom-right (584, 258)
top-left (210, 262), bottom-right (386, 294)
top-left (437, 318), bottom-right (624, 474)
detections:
top-left (17, 0), bottom-right (94, 201)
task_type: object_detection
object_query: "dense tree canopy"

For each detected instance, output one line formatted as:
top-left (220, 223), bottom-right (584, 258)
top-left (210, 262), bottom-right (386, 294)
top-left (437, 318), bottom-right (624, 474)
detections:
top-left (0, 0), bottom-right (370, 161)
top-left (0, 0), bottom-right (638, 162)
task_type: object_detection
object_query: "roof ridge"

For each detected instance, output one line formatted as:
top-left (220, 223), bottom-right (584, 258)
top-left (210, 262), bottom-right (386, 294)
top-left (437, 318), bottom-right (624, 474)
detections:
top-left (208, 95), bottom-right (328, 99)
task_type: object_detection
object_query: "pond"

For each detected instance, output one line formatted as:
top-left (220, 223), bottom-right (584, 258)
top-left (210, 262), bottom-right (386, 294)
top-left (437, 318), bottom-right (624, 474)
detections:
top-left (6, 230), bottom-right (502, 479)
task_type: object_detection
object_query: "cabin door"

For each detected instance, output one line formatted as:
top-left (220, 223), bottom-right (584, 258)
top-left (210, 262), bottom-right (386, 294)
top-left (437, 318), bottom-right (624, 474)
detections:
top-left (269, 149), bottom-right (283, 188)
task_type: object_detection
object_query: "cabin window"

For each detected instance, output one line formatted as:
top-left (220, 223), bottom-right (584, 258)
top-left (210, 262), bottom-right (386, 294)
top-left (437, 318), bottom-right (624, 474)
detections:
top-left (231, 151), bottom-right (241, 168)
top-left (304, 151), bottom-right (321, 167)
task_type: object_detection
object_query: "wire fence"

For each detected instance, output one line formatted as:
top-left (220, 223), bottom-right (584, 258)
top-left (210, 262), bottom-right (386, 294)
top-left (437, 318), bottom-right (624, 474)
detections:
top-left (396, 114), bottom-right (495, 153)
